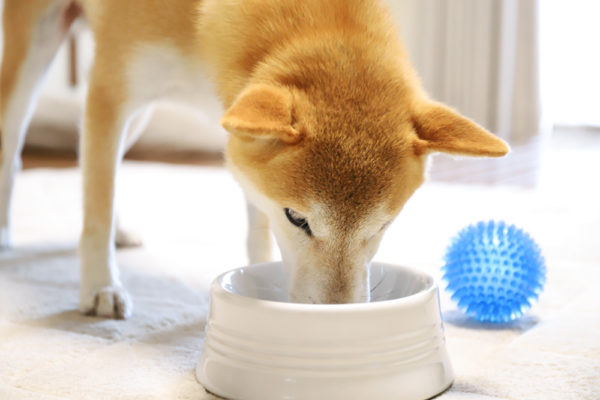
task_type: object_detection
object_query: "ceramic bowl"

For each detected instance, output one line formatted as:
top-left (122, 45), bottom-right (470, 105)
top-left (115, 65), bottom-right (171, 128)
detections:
top-left (196, 262), bottom-right (453, 400)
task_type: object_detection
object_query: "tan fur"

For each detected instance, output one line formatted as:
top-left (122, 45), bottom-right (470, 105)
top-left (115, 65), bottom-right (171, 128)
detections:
top-left (1, 0), bottom-right (509, 310)
top-left (1, 0), bottom-right (51, 115)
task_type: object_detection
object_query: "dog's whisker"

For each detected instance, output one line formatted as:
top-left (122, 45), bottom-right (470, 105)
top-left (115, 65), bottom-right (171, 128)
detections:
top-left (370, 277), bottom-right (385, 293)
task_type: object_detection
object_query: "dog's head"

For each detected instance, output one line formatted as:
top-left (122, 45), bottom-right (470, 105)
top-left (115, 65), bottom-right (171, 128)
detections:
top-left (222, 78), bottom-right (508, 303)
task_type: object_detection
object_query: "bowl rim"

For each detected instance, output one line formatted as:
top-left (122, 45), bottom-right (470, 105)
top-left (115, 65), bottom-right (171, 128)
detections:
top-left (212, 261), bottom-right (437, 313)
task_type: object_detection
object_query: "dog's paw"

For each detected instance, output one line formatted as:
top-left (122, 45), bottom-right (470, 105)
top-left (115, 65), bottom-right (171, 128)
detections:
top-left (79, 286), bottom-right (133, 319)
top-left (0, 227), bottom-right (12, 250)
top-left (115, 227), bottom-right (143, 248)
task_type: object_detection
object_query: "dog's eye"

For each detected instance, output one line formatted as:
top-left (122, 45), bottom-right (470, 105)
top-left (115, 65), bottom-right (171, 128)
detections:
top-left (284, 208), bottom-right (312, 236)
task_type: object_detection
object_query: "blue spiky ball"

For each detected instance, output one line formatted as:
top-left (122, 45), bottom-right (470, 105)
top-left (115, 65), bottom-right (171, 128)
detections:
top-left (442, 221), bottom-right (546, 323)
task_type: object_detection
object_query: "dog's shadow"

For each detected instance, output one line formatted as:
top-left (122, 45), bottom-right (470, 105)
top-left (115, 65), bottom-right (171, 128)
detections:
top-left (1, 244), bottom-right (210, 348)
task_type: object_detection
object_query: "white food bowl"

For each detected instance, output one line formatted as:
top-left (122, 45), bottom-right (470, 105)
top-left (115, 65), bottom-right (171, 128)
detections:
top-left (196, 262), bottom-right (453, 400)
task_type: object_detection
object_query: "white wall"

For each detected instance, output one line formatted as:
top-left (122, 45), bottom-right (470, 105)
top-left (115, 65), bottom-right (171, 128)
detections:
top-left (540, 0), bottom-right (600, 127)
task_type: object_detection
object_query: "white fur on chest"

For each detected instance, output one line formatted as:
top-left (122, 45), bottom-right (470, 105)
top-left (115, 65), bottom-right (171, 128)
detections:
top-left (127, 43), bottom-right (215, 107)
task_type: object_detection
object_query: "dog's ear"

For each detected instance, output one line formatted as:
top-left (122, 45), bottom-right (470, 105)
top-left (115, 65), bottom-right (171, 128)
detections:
top-left (221, 84), bottom-right (302, 144)
top-left (412, 101), bottom-right (509, 157)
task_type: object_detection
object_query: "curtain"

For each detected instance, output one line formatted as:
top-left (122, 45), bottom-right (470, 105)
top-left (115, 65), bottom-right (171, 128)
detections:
top-left (397, 0), bottom-right (542, 145)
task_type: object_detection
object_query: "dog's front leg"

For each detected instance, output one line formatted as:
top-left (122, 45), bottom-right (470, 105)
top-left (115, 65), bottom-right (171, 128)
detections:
top-left (246, 201), bottom-right (272, 264)
top-left (78, 72), bottom-right (134, 319)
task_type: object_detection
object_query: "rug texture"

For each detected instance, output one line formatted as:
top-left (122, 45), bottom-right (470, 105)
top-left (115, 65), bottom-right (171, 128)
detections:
top-left (0, 158), bottom-right (598, 400)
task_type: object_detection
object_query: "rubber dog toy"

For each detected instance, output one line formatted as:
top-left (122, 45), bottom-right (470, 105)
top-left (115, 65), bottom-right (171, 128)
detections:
top-left (442, 220), bottom-right (546, 323)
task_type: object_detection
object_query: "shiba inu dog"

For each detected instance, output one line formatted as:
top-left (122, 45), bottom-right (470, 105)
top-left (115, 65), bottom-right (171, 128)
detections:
top-left (0, 0), bottom-right (508, 318)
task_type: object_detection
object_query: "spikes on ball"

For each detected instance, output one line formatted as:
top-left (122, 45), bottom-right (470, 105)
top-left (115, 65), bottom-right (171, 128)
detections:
top-left (442, 220), bottom-right (546, 323)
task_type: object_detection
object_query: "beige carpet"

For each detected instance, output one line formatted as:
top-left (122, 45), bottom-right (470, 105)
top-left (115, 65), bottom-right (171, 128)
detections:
top-left (1, 153), bottom-right (599, 399)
